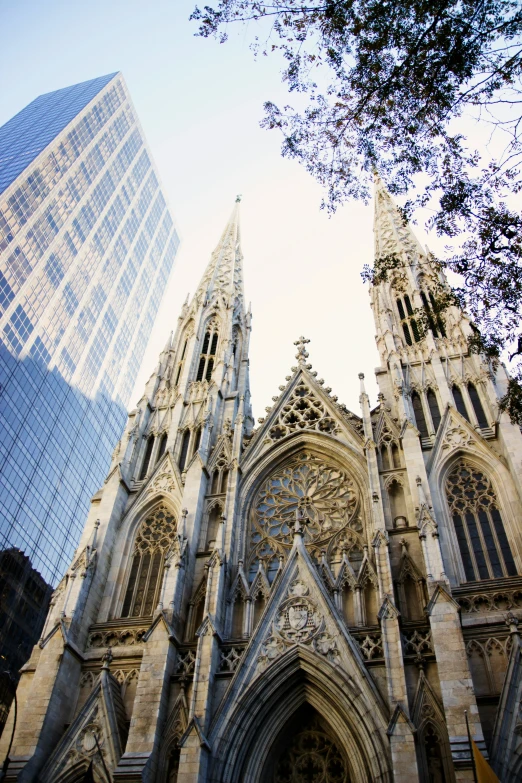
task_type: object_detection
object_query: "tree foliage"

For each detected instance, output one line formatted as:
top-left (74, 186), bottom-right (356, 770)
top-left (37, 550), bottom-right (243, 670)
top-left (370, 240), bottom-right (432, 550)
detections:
top-left (191, 0), bottom-right (522, 423)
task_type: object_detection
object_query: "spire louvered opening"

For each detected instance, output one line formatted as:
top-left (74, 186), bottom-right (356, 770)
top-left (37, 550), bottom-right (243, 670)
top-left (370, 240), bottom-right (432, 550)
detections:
top-left (139, 436), bottom-right (154, 481)
top-left (411, 392), bottom-right (429, 439)
top-left (175, 339), bottom-right (188, 387)
top-left (196, 323), bottom-right (219, 382)
top-left (468, 383), bottom-right (488, 428)
top-left (157, 432), bottom-right (168, 463)
top-left (396, 296), bottom-right (421, 346)
top-left (179, 430), bottom-right (191, 472)
top-left (427, 389), bottom-right (441, 432)
top-left (452, 385), bottom-right (469, 421)
top-left (193, 426), bottom-right (202, 456)
top-left (420, 290), bottom-right (447, 338)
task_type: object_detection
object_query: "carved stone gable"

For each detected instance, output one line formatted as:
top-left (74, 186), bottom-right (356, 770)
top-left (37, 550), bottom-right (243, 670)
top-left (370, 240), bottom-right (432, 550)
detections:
top-left (258, 577), bottom-right (340, 671)
top-left (269, 380), bottom-right (337, 440)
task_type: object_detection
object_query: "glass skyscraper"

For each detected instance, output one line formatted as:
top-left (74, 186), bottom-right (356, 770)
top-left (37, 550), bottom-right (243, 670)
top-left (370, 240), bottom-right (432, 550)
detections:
top-left (0, 73), bottom-right (180, 656)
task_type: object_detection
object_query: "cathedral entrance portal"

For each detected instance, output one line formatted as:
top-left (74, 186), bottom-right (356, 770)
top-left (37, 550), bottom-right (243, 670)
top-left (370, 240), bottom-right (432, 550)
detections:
top-left (262, 704), bottom-right (351, 783)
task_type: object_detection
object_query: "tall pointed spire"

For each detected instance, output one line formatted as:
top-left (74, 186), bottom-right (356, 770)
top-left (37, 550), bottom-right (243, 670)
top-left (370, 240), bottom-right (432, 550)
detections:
top-left (373, 172), bottom-right (425, 262)
top-left (195, 196), bottom-right (244, 313)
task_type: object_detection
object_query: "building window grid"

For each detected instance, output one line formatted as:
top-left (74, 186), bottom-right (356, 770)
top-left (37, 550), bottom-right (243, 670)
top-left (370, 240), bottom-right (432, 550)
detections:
top-left (44, 160), bottom-right (154, 376)
top-left (0, 98), bottom-right (133, 267)
top-left (1, 134), bottom-right (146, 356)
top-left (0, 81), bottom-right (127, 244)
top-left (0, 118), bottom-right (141, 326)
top-left (0, 84), bottom-right (180, 590)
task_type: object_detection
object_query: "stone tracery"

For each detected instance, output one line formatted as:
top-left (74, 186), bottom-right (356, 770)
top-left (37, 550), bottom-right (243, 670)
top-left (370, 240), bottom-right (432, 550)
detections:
top-left (250, 453), bottom-right (361, 570)
top-left (269, 382), bottom-right (337, 440)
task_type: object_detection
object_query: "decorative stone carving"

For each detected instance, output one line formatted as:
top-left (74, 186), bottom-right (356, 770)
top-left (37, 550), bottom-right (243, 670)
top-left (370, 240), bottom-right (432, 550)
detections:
top-left (175, 648), bottom-right (197, 677)
top-left (251, 452), bottom-right (360, 560)
top-left (457, 589), bottom-right (522, 613)
top-left (88, 627), bottom-right (147, 648)
top-left (268, 381), bottom-right (337, 440)
top-left (442, 423), bottom-right (472, 450)
top-left (257, 581), bottom-right (340, 671)
top-left (219, 646), bottom-right (245, 673)
top-left (357, 633), bottom-right (384, 660)
top-left (402, 629), bottom-right (434, 656)
top-left (134, 505), bottom-right (177, 554)
top-left (146, 470), bottom-right (177, 496)
top-left (275, 595), bottom-right (321, 644)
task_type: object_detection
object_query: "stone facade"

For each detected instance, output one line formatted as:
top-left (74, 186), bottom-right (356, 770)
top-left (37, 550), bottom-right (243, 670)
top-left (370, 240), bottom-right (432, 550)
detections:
top-left (2, 187), bottom-right (522, 782)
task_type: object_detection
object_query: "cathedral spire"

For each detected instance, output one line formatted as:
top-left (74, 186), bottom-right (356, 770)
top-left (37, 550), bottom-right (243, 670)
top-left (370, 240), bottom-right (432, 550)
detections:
top-left (194, 195), bottom-right (244, 313)
top-left (373, 172), bottom-right (426, 262)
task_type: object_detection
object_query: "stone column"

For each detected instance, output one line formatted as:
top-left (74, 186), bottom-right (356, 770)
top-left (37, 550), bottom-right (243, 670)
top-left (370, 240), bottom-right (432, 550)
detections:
top-left (425, 585), bottom-right (486, 781)
top-left (2, 627), bottom-right (81, 782)
top-left (113, 618), bottom-right (176, 782)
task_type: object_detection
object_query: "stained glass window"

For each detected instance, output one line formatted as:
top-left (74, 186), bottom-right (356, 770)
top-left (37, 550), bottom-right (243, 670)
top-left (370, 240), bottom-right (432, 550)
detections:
top-left (121, 505), bottom-right (177, 617)
top-left (446, 460), bottom-right (517, 581)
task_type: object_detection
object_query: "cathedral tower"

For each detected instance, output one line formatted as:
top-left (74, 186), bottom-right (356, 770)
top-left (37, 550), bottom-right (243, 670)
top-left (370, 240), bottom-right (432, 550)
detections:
top-left (2, 190), bottom-right (522, 783)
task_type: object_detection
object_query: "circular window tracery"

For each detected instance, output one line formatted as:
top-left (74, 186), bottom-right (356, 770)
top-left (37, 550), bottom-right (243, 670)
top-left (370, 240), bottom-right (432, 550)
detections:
top-left (249, 453), bottom-right (362, 572)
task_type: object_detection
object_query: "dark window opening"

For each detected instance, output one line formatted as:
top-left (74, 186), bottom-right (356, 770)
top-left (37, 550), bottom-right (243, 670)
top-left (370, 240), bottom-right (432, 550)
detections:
top-left (139, 436), bottom-right (154, 480)
top-left (452, 385), bottom-right (469, 421)
top-left (157, 433), bottom-right (168, 462)
top-left (193, 427), bottom-right (202, 456)
top-left (179, 430), bottom-right (190, 472)
top-left (427, 389), bottom-right (441, 432)
top-left (468, 383), bottom-right (488, 428)
top-left (411, 392), bottom-right (429, 439)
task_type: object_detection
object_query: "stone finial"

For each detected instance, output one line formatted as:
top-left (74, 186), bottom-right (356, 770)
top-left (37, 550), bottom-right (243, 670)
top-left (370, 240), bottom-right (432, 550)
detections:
top-left (102, 648), bottom-right (113, 670)
top-left (235, 194), bottom-right (242, 203)
top-left (180, 508), bottom-right (188, 538)
top-left (294, 336), bottom-right (310, 366)
top-left (506, 612), bottom-right (520, 635)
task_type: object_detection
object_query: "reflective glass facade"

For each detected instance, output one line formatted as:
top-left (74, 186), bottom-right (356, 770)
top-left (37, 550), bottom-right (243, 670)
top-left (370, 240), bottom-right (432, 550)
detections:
top-left (0, 73), bottom-right (180, 606)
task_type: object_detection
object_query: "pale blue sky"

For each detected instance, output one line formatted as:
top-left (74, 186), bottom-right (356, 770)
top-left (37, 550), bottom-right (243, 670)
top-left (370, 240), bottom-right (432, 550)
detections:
top-left (0, 0), bottom-right (432, 415)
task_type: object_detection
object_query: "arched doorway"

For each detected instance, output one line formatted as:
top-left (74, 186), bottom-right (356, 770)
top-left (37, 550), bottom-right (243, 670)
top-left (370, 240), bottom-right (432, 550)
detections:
top-left (262, 703), bottom-right (350, 782)
top-left (209, 647), bottom-right (392, 783)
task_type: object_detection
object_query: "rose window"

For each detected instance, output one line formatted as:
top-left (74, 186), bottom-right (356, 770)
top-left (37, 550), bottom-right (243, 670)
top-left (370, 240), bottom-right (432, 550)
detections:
top-left (251, 453), bottom-right (360, 565)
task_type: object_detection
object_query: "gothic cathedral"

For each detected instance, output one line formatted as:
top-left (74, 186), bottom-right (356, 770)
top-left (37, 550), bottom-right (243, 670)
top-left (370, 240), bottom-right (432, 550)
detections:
top-left (3, 180), bottom-right (522, 783)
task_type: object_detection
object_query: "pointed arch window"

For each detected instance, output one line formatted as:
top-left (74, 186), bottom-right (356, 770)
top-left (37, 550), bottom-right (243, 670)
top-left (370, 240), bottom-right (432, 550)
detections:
top-left (121, 506), bottom-right (177, 617)
top-left (411, 392), bottom-right (429, 439)
top-left (139, 436), bottom-right (154, 481)
top-left (468, 383), bottom-right (488, 428)
top-left (196, 324), bottom-right (218, 382)
top-left (397, 294), bottom-right (421, 345)
top-left (192, 426), bottom-right (202, 456)
top-left (420, 290), bottom-right (447, 338)
top-left (209, 458), bottom-right (229, 495)
top-left (427, 389), bottom-right (441, 432)
top-left (179, 430), bottom-right (190, 472)
top-left (446, 460), bottom-right (517, 582)
top-left (174, 339), bottom-right (188, 387)
top-left (157, 432), bottom-right (168, 463)
top-left (452, 385), bottom-right (469, 420)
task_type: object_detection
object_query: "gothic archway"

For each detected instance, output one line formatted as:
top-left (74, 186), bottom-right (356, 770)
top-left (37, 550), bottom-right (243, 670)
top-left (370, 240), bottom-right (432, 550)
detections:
top-left (209, 646), bottom-right (392, 783)
top-left (262, 703), bottom-right (351, 782)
